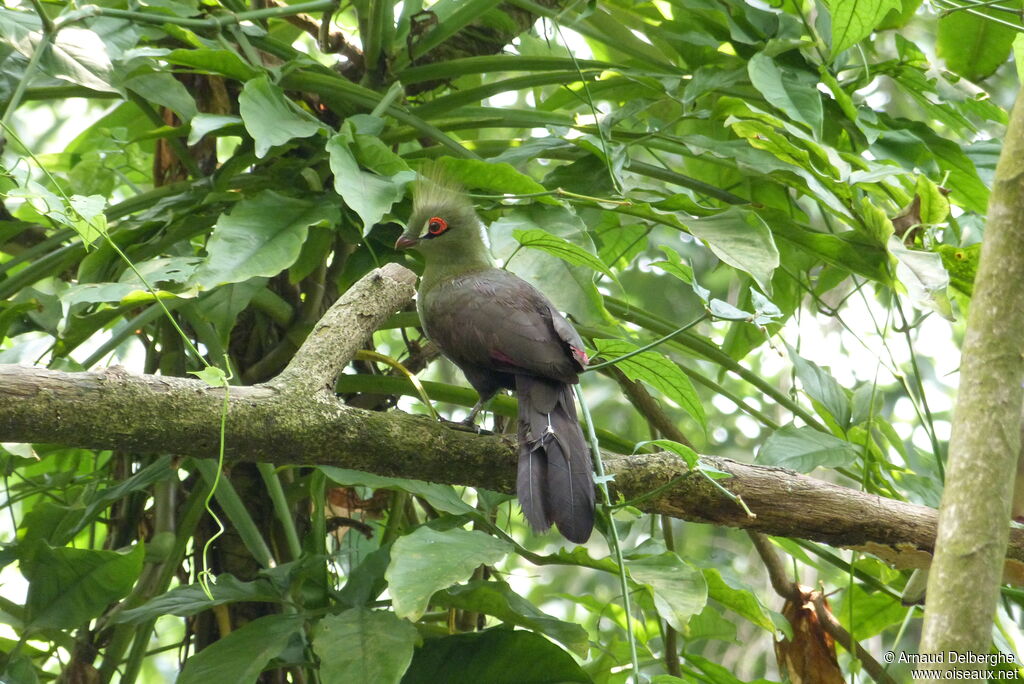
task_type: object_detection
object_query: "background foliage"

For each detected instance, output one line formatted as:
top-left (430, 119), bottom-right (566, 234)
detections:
top-left (0, 0), bottom-right (1021, 680)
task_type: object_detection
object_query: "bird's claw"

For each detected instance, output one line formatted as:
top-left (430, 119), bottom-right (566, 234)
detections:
top-left (438, 417), bottom-right (493, 435)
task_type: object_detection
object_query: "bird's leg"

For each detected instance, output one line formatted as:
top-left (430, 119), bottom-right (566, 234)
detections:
top-left (438, 393), bottom-right (496, 434)
top-left (462, 396), bottom-right (489, 427)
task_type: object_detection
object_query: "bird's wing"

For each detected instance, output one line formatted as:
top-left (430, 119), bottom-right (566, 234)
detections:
top-left (422, 268), bottom-right (586, 383)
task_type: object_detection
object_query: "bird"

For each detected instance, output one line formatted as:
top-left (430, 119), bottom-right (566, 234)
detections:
top-left (394, 167), bottom-right (595, 543)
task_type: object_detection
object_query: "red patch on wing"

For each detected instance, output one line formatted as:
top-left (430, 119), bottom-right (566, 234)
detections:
top-left (570, 345), bottom-right (589, 369)
top-left (491, 349), bottom-right (519, 367)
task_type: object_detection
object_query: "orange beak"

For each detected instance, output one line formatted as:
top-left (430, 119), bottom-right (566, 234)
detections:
top-left (395, 235), bottom-right (418, 250)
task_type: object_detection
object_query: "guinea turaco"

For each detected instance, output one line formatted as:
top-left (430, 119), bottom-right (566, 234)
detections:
top-left (395, 169), bottom-right (595, 543)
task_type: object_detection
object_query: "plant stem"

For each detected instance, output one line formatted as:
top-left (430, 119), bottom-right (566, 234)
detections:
top-left (576, 385), bottom-right (640, 683)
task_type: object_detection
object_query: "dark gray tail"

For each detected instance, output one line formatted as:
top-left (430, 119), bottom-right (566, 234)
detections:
top-left (515, 375), bottom-right (595, 543)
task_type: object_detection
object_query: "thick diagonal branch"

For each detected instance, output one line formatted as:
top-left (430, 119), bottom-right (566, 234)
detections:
top-left (268, 262), bottom-right (417, 395)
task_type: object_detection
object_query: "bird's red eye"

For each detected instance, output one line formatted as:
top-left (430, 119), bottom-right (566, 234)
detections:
top-left (428, 217), bottom-right (448, 236)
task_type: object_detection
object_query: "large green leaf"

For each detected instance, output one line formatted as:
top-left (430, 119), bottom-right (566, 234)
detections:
top-left (239, 75), bottom-right (324, 158)
top-left (327, 132), bottom-right (415, 231)
top-left (626, 552), bottom-right (708, 632)
top-left (490, 205), bottom-right (608, 325)
top-left (889, 236), bottom-right (952, 318)
top-left (121, 70), bottom-right (197, 121)
top-left (21, 542), bottom-right (144, 630)
top-left (429, 157), bottom-right (553, 200)
top-left (747, 52), bottom-right (822, 137)
top-left (178, 614), bottom-right (303, 684)
top-left (592, 338), bottom-right (706, 431)
top-left (385, 527), bottom-right (511, 621)
top-left (832, 583), bottom-right (908, 640)
top-left (115, 574), bottom-right (283, 624)
top-left (401, 629), bottom-right (590, 684)
top-left (703, 567), bottom-right (775, 632)
top-left (435, 581), bottom-right (589, 657)
top-left (756, 425), bottom-right (860, 472)
top-left (513, 228), bottom-right (616, 281)
top-left (164, 48), bottom-right (259, 80)
top-left (786, 344), bottom-right (851, 429)
top-left (0, 10), bottom-right (118, 93)
top-left (828, 0), bottom-right (901, 56)
top-left (191, 191), bottom-right (337, 289)
top-left (937, 5), bottom-right (1020, 82)
top-left (683, 208), bottom-right (780, 294)
top-left (313, 609), bottom-right (419, 684)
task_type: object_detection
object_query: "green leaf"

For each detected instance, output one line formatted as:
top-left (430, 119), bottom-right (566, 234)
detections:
top-left (188, 114), bottom-right (242, 145)
top-left (512, 228), bottom-right (616, 281)
top-left (828, 0), bottom-right (901, 56)
top-left (45, 26), bottom-right (118, 93)
top-left (786, 344), bottom-right (851, 429)
top-left (626, 552), bottom-right (708, 632)
top-left (683, 208), bottom-right (780, 294)
top-left (313, 609), bottom-right (419, 684)
top-left (385, 527), bottom-right (511, 620)
top-left (319, 466), bottom-right (475, 516)
top-left (592, 338), bottom-right (706, 431)
top-left (650, 246), bottom-right (693, 284)
top-left (760, 208), bottom-right (891, 284)
top-left (636, 439), bottom-right (699, 469)
top-left (122, 70), bottom-right (198, 121)
top-left (756, 425), bottom-right (860, 472)
top-left (402, 629), bottom-right (590, 684)
top-left (915, 176), bottom-right (949, 225)
top-left (190, 366), bottom-right (228, 387)
top-left (21, 542), bottom-right (144, 630)
top-left (489, 205), bottom-right (608, 325)
top-left (164, 48), bottom-right (259, 81)
top-left (888, 236), bottom-right (951, 318)
top-left (938, 4), bottom-right (1020, 82)
top-left (874, 116), bottom-right (989, 214)
top-left (747, 52), bottom-right (823, 136)
top-left (435, 581), bottom-right (589, 657)
top-left (327, 133), bottom-right (415, 231)
top-left (239, 75), bottom-right (323, 158)
top-left (832, 584), bottom-right (908, 640)
top-left (429, 157), bottom-right (553, 201)
top-left (178, 614), bottom-right (303, 684)
top-left (191, 190), bottom-right (337, 289)
top-left (703, 567), bottom-right (775, 631)
top-left (685, 606), bottom-right (738, 642)
top-left (115, 574), bottom-right (282, 623)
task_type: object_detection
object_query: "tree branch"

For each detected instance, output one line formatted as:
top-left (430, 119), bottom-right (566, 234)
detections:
top-left (269, 262), bottom-right (417, 394)
top-left (1, 265), bottom-right (1023, 582)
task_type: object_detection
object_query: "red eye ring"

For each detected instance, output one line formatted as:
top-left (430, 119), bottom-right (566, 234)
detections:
top-left (428, 217), bottom-right (448, 235)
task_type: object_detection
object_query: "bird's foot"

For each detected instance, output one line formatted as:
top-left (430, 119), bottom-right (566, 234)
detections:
top-left (438, 417), bottom-right (493, 435)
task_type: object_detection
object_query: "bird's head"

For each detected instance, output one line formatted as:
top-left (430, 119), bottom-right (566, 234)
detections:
top-left (395, 163), bottom-right (489, 264)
